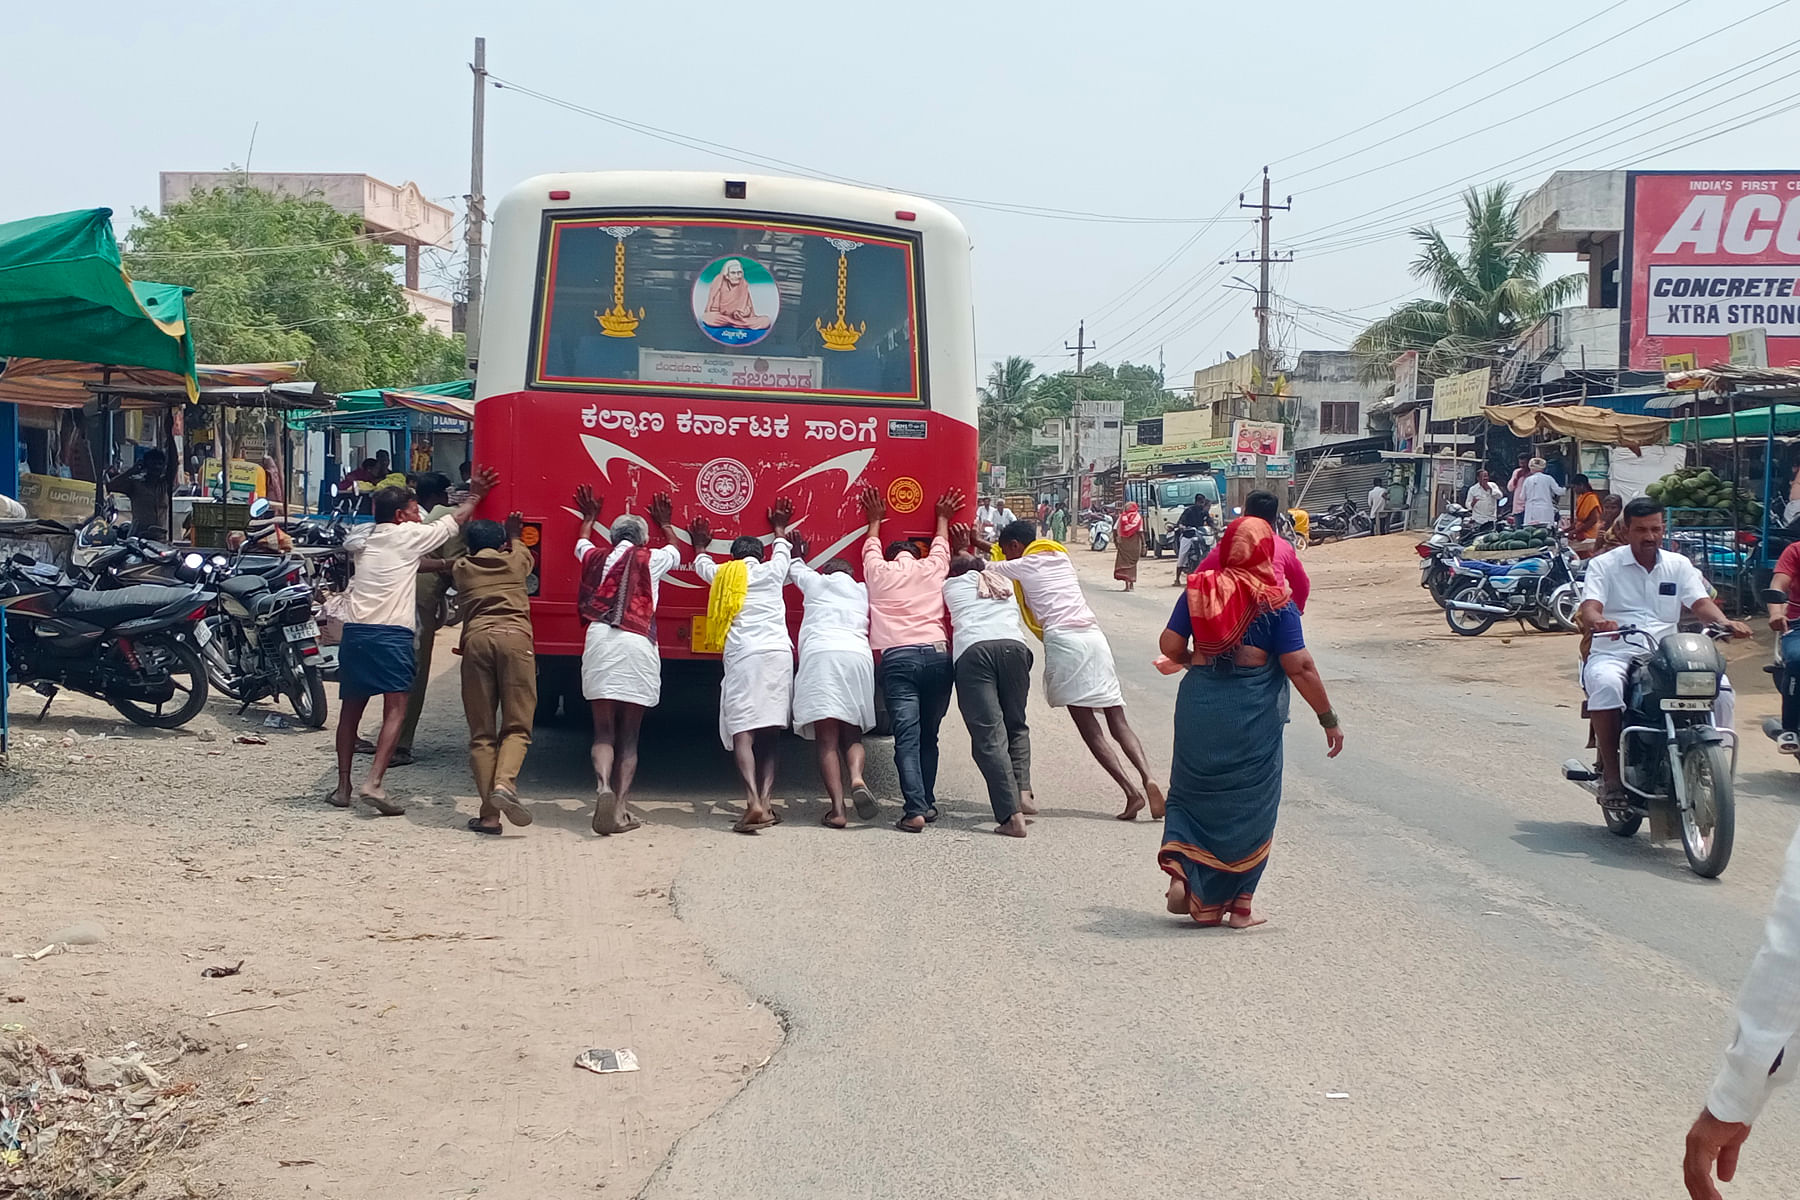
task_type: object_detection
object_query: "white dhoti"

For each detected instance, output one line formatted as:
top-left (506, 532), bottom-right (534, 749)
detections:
top-left (792, 645), bottom-right (875, 739)
top-left (1582, 652), bottom-right (1733, 726)
top-left (581, 622), bottom-right (662, 706)
top-left (1042, 626), bottom-right (1125, 709)
top-left (719, 648), bottom-right (794, 748)
top-left (1523, 501), bottom-right (1557, 526)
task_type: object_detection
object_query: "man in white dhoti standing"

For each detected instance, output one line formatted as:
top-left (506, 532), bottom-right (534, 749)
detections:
top-left (985, 518), bottom-right (1164, 821)
top-left (694, 499), bottom-right (796, 833)
top-left (787, 542), bottom-right (880, 828)
top-left (573, 485), bottom-right (686, 836)
top-left (1519, 457), bottom-right (1565, 527)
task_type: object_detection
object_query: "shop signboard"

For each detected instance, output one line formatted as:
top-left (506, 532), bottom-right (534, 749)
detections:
top-left (1431, 366), bottom-right (1490, 421)
top-left (1231, 419), bottom-right (1284, 457)
top-left (1623, 170), bottom-right (1800, 369)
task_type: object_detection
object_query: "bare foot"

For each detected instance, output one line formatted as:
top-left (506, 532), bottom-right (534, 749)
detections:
top-left (821, 809), bottom-right (849, 829)
top-left (1116, 790), bottom-right (1147, 821)
top-left (1147, 782), bottom-right (1166, 821)
top-left (359, 783), bottom-right (405, 817)
top-left (995, 814), bottom-right (1027, 838)
top-left (1226, 909), bottom-right (1267, 929)
top-left (328, 783), bottom-right (353, 809)
top-left (1165, 877), bottom-right (1189, 915)
top-left (1018, 790), bottom-right (1038, 816)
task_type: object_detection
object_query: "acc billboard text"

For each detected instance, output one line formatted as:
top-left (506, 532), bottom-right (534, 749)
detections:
top-left (1623, 170), bottom-right (1800, 369)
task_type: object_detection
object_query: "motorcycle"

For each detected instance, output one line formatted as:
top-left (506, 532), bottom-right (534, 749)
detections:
top-left (1309, 498), bottom-right (1372, 543)
top-left (186, 549), bottom-right (329, 728)
top-left (1561, 624), bottom-right (1737, 878)
top-left (1170, 523), bottom-right (1214, 580)
top-left (1759, 587), bottom-right (1799, 759)
top-left (1089, 514), bottom-right (1113, 552)
top-left (0, 555), bottom-right (214, 729)
top-left (1443, 535), bottom-right (1583, 636)
top-left (1416, 506), bottom-right (1479, 609)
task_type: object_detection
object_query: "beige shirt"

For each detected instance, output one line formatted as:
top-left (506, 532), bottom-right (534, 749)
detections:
top-left (343, 516), bottom-right (459, 630)
top-left (415, 504), bottom-right (466, 609)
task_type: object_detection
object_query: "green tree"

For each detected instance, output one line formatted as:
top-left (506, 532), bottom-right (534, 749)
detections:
top-left (1351, 183), bottom-right (1585, 383)
top-left (123, 182), bottom-right (466, 393)
top-left (978, 355), bottom-right (1044, 478)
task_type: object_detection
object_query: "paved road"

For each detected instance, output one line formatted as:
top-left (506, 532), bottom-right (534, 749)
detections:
top-left (579, 552), bottom-right (1800, 1200)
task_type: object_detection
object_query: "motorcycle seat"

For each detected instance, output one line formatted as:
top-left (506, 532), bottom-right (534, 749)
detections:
top-left (219, 575), bottom-right (269, 600)
top-left (56, 583), bottom-right (198, 624)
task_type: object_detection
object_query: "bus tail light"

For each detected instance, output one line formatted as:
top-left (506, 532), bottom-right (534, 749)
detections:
top-left (548, 189), bottom-right (571, 200)
top-left (894, 210), bottom-right (916, 221)
top-left (518, 521), bottom-right (544, 594)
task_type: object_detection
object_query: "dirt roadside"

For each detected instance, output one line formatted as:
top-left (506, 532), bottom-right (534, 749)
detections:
top-left (0, 666), bottom-right (780, 1198)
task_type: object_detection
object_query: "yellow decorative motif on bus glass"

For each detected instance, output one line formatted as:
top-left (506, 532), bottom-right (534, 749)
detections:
top-left (814, 238), bottom-right (866, 352)
top-left (595, 227), bottom-right (645, 338)
top-left (887, 477), bottom-right (924, 514)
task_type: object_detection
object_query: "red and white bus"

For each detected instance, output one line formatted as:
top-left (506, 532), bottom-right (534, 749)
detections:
top-left (473, 171), bottom-right (977, 702)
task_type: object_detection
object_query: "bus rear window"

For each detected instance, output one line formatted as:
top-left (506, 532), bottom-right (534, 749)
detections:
top-left (530, 213), bottom-right (923, 403)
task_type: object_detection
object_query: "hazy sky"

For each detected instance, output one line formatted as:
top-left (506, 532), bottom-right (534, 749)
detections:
top-left (8, 0), bottom-right (1796, 384)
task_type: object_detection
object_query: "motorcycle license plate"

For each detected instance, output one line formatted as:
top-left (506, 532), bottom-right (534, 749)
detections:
top-left (193, 621), bottom-right (213, 646)
top-left (1661, 698), bottom-right (1712, 711)
top-left (284, 620), bottom-right (321, 642)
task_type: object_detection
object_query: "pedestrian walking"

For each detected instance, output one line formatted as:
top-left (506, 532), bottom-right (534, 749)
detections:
top-left (861, 484), bottom-right (962, 834)
top-left (574, 486), bottom-right (686, 836)
top-left (984, 518), bottom-right (1164, 820)
top-left (454, 512), bottom-right (537, 835)
top-left (1113, 501), bottom-right (1144, 591)
top-left (1049, 502), bottom-right (1070, 544)
top-left (694, 499), bottom-right (797, 832)
top-left (788, 542), bottom-right (880, 828)
top-left (331, 469), bottom-right (496, 815)
top-left (943, 535), bottom-right (1035, 838)
top-left (1156, 517), bottom-right (1344, 926)
top-left (1519, 457), bottom-right (1565, 527)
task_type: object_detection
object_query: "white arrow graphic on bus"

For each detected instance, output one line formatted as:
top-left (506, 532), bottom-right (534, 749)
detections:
top-left (782, 448), bottom-right (875, 493)
top-left (581, 434), bottom-right (673, 485)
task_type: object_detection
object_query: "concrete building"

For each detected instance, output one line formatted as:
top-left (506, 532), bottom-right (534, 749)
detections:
top-left (158, 172), bottom-right (457, 335)
top-left (1189, 353), bottom-right (1257, 437)
top-left (1287, 350), bottom-right (1388, 451)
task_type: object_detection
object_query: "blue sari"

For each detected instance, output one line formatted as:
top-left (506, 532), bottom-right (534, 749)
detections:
top-left (1159, 603), bottom-right (1299, 925)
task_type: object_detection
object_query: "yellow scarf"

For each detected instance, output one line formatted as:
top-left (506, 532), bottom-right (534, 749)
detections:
top-left (990, 538), bottom-right (1065, 641)
top-left (696, 558), bottom-right (750, 654)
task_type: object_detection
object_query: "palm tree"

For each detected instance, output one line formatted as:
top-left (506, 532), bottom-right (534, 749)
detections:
top-left (1352, 184), bottom-right (1586, 383)
top-left (978, 355), bottom-right (1043, 477)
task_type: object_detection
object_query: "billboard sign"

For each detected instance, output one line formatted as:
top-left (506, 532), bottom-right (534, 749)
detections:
top-left (1623, 171), bottom-right (1800, 370)
top-left (1231, 419), bottom-right (1284, 457)
top-left (1431, 366), bottom-right (1491, 421)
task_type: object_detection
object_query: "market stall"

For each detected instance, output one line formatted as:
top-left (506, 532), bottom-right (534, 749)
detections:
top-left (293, 378), bottom-right (472, 510)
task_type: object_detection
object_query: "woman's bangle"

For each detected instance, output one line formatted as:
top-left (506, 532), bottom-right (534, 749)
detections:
top-left (1318, 709), bottom-right (1340, 729)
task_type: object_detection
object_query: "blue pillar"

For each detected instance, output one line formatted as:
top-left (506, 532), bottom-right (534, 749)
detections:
top-left (0, 402), bottom-right (18, 497)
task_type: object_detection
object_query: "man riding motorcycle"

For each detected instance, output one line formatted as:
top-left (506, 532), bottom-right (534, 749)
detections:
top-left (1578, 496), bottom-right (1752, 806)
top-left (1765, 536), bottom-right (1800, 754)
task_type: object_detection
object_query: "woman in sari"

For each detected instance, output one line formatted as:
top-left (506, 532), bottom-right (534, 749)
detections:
top-left (1568, 474), bottom-right (1602, 553)
top-left (1113, 501), bottom-right (1144, 591)
top-left (1586, 492), bottom-right (1625, 558)
top-left (1156, 518), bottom-right (1344, 927)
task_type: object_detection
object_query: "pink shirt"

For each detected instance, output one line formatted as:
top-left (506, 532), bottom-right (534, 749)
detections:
top-left (1195, 537), bottom-right (1311, 613)
top-left (983, 549), bottom-right (1099, 632)
top-left (862, 534), bottom-right (950, 651)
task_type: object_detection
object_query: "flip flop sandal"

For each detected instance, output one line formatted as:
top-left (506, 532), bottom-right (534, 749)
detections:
top-left (490, 786), bottom-right (533, 828)
top-left (731, 816), bottom-right (767, 835)
top-left (326, 790), bottom-right (353, 809)
top-left (388, 750), bottom-right (416, 767)
top-left (595, 815), bottom-right (643, 837)
top-left (851, 784), bottom-right (879, 821)
top-left (466, 817), bottom-right (503, 836)
top-left (894, 817), bottom-right (926, 833)
top-left (821, 812), bottom-right (849, 829)
top-left (354, 738), bottom-right (376, 755)
top-left (360, 789), bottom-right (406, 817)
top-left (923, 806), bottom-right (941, 823)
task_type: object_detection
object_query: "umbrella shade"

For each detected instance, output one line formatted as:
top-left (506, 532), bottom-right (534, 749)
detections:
top-left (334, 377), bottom-right (473, 413)
top-left (0, 209), bottom-right (196, 398)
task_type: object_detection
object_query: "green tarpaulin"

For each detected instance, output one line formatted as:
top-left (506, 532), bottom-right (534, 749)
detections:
top-left (1676, 405), bottom-right (1800, 442)
top-left (0, 208), bottom-right (196, 399)
top-left (334, 377), bottom-right (473, 412)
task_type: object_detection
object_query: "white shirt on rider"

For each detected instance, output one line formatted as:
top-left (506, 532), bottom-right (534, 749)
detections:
top-left (1581, 545), bottom-right (1710, 659)
top-left (1466, 482), bottom-right (1503, 524)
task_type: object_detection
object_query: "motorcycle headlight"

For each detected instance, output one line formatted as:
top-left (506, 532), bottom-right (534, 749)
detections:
top-left (1675, 670), bottom-right (1718, 697)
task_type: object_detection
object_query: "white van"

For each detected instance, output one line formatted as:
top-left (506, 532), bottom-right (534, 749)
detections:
top-left (1127, 473), bottom-right (1221, 557)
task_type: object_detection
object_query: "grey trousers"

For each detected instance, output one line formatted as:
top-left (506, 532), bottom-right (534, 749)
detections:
top-left (954, 639), bottom-right (1034, 823)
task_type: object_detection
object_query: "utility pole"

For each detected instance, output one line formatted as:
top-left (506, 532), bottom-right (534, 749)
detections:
top-left (464, 36), bottom-right (487, 376)
top-left (1234, 168), bottom-right (1293, 504)
top-left (1066, 321), bottom-right (1099, 506)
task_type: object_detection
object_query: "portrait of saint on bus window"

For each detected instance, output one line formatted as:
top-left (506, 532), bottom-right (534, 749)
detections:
top-left (530, 214), bottom-right (924, 403)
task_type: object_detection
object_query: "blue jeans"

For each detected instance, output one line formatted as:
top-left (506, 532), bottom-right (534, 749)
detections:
top-left (1781, 631), bottom-right (1800, 731)
top-left (878, 644), bottom-right (954, 820)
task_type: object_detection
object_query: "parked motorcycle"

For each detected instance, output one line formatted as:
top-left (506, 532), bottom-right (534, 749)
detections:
top-left (1308, 498), bottom-right (1372, 543)
top-left (1090, 514), bottom-right (1113, 552)
top-left (1561, 624), bottom-right (1737, 877)
top-left (1416, 506), bottom-right (1479, 609)
top-left (187, 550), bottom-right (328, 728)
top-left (0, 556), bottom-right (213, 728)
top-left (1443, 536), bottom-right (1583, 636)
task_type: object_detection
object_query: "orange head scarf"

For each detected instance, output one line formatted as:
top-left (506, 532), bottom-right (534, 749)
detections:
top-left (1117, 501), bottom-right (1143, 539)
top-left (1184, 517), bottom-right (1292, 657)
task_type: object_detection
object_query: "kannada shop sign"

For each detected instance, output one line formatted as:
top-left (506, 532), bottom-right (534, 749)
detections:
top-left (1623, 170), bottom-right (1800, 370)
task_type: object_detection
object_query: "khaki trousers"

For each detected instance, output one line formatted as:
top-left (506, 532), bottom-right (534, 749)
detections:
top-left (460, 626), bottom-right (537, 801)
top-left (396, 599), bottom-right (441, 753)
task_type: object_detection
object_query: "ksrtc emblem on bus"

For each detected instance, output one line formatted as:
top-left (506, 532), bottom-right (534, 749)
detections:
top-left (887, 476), bottom-right (924, 514)
top-left (697, 457), bottom-right (755, 516)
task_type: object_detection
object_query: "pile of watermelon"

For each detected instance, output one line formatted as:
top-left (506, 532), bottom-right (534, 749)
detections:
top-left (1644, 467), bottom-right (1763, 524)
top-left (1467, 524), bottom-right (1558, 555)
